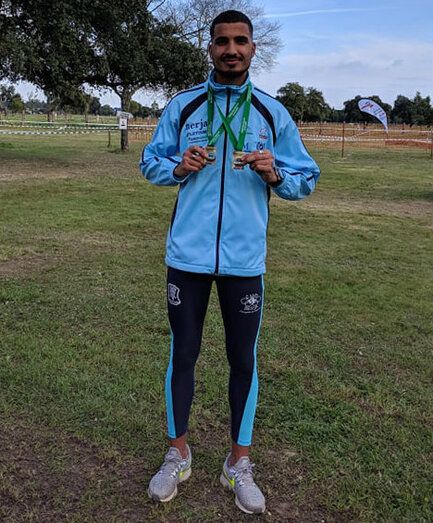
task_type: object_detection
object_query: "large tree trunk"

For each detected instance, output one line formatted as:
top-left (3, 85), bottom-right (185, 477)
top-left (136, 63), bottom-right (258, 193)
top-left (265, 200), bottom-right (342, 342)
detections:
top-left (120, 90), bottom-right (133, 151)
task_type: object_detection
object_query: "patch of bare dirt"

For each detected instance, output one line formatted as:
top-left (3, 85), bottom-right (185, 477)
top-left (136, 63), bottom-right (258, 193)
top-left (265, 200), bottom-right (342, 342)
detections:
top-left (0, 418), bottom-right (151, 523)
top-left (385, 139), bottom-right (431, 149)
top-left (0, 233), bottom-right (125, 279)
top-left (0, 254), bottom-right (59, 279)
top-left (0, 161), bottom-right (73, 182)
top-left (0, 416), bottom-right (344, 523)
top-left (275, 196), bottom-right (433, 220)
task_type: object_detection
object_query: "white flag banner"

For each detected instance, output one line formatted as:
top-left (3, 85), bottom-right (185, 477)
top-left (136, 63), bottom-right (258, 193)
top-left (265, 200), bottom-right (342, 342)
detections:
top-left (358, 99), bottom-right (388, 130)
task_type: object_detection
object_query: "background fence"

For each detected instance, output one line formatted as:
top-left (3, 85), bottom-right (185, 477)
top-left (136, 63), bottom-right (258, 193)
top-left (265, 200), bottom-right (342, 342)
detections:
top-left (1, 119), bottom-right (432, 156)
top-left (299, 122), bottom-right (433, 151)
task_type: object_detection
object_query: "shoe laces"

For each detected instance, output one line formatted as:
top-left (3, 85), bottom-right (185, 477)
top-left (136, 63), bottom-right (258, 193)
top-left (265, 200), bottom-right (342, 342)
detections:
top-left (158, 449), bottom-right (186, 478)
top-left (232, 461), bottom-right (256, 488)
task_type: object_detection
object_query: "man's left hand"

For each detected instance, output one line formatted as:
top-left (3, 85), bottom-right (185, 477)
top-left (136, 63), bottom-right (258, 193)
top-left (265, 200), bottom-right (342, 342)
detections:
top-left (242, 150), bottom-right (279, 184)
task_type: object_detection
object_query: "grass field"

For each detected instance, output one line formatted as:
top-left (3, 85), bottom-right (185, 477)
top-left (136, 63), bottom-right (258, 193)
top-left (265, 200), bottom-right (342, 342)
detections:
top-left (1, 135), bottom-right (432, 522)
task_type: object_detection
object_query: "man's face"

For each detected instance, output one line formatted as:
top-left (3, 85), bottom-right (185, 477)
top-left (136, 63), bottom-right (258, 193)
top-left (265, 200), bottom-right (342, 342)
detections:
top-left (209, 22), bottom-right (256, 81)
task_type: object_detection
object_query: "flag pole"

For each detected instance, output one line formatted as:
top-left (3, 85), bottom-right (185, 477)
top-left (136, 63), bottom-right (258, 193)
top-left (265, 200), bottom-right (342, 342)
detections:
top-left (342, 121), bottom-right (346, 158)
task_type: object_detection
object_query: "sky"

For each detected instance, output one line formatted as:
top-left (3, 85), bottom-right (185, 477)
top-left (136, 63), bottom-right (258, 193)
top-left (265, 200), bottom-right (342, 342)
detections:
top-left (13, 0), bottom-right (433, 110)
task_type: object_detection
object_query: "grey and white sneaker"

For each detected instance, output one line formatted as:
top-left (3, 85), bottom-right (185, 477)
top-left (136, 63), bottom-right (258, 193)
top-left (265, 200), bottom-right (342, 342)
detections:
top-left (148, 445), bottom-right (192, 502)
top-left (220, 454), bottom-right (266, 514)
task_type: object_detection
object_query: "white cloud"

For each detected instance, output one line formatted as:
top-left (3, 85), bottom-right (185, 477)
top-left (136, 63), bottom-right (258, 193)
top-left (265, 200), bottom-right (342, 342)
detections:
top-left (263, 8), bottom-right (385, 19)
top-left (252, 36), bottom-right (433, 108)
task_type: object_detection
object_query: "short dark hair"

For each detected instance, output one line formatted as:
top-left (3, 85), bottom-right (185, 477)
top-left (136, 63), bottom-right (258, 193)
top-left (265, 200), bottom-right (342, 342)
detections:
top-left (210, 10), bottom-right (253, 39)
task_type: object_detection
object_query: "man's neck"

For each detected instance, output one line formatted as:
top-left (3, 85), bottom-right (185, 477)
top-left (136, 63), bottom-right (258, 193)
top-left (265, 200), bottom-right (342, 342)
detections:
top-left (213, 70), bottom-right (248, 86)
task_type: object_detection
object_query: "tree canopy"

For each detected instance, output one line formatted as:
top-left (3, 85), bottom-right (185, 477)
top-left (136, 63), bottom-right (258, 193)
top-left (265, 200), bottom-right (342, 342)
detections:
top-left (1, 0), bottom-right (208, 147)
top-left (276, 82), bottom-right (331, 122)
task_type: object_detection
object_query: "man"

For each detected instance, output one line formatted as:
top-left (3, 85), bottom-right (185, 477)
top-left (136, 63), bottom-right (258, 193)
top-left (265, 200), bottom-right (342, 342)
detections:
top-left (139, 10), bottom-right (320, 515)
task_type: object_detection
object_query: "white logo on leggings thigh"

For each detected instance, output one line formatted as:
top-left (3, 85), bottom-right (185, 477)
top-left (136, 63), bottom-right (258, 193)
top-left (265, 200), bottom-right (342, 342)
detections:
top-left (168, 283), bottom-right (181, 306)
top-left (240, 293), bottom-right (261, 314)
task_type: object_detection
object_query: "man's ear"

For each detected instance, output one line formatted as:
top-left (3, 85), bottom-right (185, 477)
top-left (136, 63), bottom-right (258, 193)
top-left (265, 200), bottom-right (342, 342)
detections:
top-left (252, 42), bottom-right (257, 57)
top-left (208, 41), bottom-right (213, 58)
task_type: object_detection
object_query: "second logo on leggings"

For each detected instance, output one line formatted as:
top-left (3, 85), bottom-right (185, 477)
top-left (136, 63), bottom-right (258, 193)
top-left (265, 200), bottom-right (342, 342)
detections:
top-left (240, 293), bottom-right (261, 314)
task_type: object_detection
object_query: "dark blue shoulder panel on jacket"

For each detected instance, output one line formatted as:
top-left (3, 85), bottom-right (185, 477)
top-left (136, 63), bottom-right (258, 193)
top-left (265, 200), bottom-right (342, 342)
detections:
top-left (172, 85), bottom-right (205, 101)
top-left (164, 85), bottom-right (205, 113)
top-left (252, 94), bottom-right (277, 144)
top-left (179, 92), bottom-right (208, 132)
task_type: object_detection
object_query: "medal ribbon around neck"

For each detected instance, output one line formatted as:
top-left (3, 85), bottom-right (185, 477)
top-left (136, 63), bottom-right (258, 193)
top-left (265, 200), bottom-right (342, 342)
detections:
top-left (207, 83), bottom-right (252, 151)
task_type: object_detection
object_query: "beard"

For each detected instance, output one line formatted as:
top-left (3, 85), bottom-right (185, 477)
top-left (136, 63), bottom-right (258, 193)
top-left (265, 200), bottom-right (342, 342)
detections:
top-left (214, 64), bottom-right (249, 81)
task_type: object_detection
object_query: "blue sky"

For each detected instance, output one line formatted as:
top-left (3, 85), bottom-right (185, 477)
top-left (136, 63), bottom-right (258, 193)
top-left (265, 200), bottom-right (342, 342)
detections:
top-left (251, 0), bottom-right (433, 108)
top-left (14, 0), bottom-right (433, 109)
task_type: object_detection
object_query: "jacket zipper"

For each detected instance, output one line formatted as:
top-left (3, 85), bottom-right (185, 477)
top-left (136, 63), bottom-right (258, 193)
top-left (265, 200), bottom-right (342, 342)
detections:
top-left (214, 89), bottom-right (231, 274)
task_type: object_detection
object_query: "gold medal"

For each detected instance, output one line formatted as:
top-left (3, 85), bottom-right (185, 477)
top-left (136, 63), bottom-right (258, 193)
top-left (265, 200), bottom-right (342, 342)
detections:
top-left (232, 150), bottom-right (245, 170)
top-left (206, 145), bottom-right (217, 164)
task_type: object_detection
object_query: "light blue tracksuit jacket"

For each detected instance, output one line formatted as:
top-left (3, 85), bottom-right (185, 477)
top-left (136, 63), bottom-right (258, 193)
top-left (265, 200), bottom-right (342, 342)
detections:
top-left (140, 72), bottom-right (320, 276)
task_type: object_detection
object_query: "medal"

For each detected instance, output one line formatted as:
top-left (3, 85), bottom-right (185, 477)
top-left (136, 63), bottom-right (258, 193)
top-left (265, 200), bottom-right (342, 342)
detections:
top-left (232, 151), bottom-right (245, 170)
top-left (207, 83), bottom-right (252, 171)
top-left (205, 145), bottom-right (217, 164)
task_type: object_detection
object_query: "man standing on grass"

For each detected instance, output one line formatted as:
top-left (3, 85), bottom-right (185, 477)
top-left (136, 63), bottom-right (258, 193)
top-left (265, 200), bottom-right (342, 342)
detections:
top-left (139, 10), bottom-right (320, 514)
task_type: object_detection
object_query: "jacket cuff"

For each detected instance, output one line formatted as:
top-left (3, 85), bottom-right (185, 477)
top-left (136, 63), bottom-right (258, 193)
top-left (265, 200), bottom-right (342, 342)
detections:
top-left (172, 164), bottom-right (190, 183)
top-left (269, 168), bottom-right (285, 188)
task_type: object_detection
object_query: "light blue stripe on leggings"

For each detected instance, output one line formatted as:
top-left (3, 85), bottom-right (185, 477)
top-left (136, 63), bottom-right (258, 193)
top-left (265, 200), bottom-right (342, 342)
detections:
top-left (165, 332), bottom-right (176, 438)
top-left (237, 275), bottom-right (264, 446)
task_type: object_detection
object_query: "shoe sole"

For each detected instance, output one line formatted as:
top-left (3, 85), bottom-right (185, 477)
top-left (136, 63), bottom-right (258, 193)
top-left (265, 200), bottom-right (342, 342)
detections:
top-left (148, 467), bottom-right (192, 502)
top-left (220, 472), bottom-right (266, 515)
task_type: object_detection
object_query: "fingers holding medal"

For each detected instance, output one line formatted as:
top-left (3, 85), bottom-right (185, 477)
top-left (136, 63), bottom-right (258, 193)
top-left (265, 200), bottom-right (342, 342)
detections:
top-left (186, 146), bottom-right (208, 171)
top-left (242, 149), bottom-right (276, 181)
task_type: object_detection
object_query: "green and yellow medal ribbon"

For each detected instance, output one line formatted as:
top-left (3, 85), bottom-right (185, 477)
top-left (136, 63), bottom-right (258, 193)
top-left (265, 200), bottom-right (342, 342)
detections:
top-left (207, 83), bottom-right (252, 152)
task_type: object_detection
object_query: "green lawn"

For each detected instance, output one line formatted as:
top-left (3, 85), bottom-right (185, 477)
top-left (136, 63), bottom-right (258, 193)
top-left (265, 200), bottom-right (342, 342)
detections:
top-left (1, 135), bottom-right (432, 522)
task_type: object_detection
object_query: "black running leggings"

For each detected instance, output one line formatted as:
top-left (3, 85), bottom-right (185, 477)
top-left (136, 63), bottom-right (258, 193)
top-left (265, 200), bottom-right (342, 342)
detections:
top-left (165, 267), bottom-right (264, 446)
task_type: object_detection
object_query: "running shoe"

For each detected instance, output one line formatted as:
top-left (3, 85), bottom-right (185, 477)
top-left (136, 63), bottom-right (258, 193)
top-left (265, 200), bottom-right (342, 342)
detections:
top-left (148, 445), bottom-right (192, 502)
top-left (220, 454), bottom-right (266, 514)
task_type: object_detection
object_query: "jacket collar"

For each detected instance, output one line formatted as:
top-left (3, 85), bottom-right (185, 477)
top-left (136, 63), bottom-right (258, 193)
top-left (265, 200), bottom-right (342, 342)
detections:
top-left (207, 70), bottom-right (252, 93)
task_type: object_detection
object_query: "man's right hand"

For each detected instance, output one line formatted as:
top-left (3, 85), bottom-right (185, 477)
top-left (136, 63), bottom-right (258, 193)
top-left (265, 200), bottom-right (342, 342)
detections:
top-left (174, 146), bottom-right (209, 178)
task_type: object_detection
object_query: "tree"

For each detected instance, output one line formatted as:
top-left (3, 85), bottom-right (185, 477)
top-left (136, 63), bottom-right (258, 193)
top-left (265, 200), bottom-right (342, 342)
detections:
top-left (0, 4), bottom-right (17, 81)
top-left (25, 93), bottom-right (48, 114)
top-left (150, 101), bottom-right (162, 117)
top-left (304, 87), bottom-right (330, 122)
top-left (276, 82), bottom-right (307, 122)
top-left (155, 0), bottom-right (282, 72)
top-left (391, 95), bottom-right (414, 125)
top-left (0, 84), bottom-right (25, 113)
top-left (9, 93), bottom-right (24, 113)
top-left (100, 104), bottom-right (116, 116)
top-left (130, 100), bottom-right (144, 117)
top-left (391, 92), bottom-right (433, 126)
top-left (1, 0), bottom-right (208, 149)
top-left (327, 108), bottom-right (345, 123)
top-left (343, 95), bottom-right (391, 124)
top-left (89, 96), bottom-right (101, 115)
top-left (0, 84), bottom-right (16, 113)
top-left (412, 92), bottom-right (432, 126)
